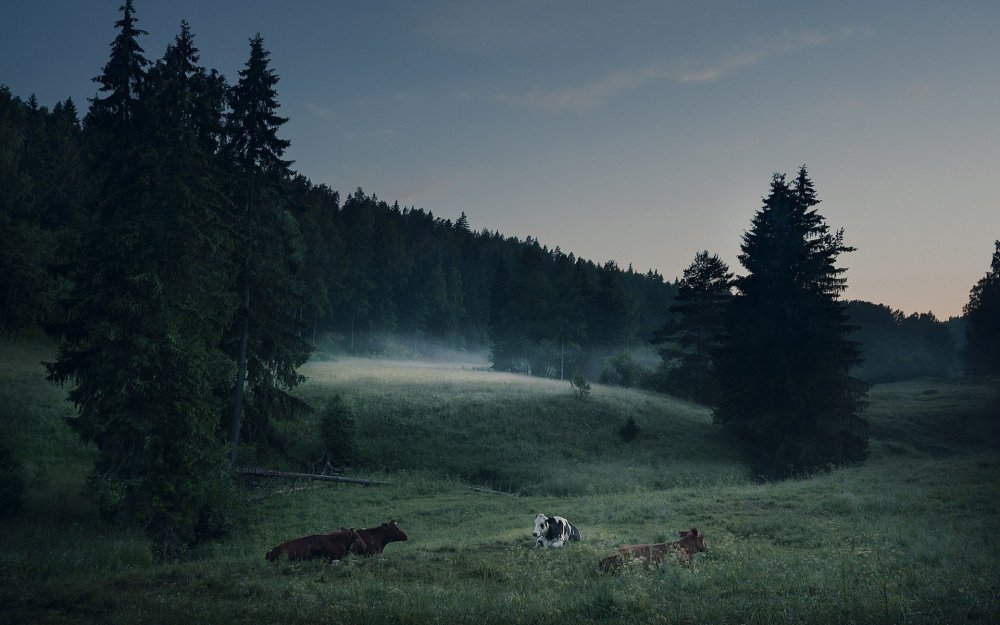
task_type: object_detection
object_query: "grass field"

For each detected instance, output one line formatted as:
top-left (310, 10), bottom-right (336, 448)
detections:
top-left (1, 339), bottom-right (998, 624)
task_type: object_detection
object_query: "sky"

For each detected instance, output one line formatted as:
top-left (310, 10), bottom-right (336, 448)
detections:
top-left (2, 1), bottom-right (998, 319)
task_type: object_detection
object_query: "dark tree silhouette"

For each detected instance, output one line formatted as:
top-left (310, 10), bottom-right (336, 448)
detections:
top-left (653, 250), bottom-right (732, 403)
top-left (713, 168), bottom-right (868, 473)
top-left (846, 301), bottom-right (958, 382)
top-left (46, 8), bottom-right (238, 546)
top-left (963, 240), bottom-right (1000, 375)
top-left (86, 0), bottom-right (147, 153)
top-left (223, 34), bottom-right (310, 466)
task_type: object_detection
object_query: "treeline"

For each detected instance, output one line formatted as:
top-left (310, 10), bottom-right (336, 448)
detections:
top-left (0, 80), bottom-right (676, 360)
top-left (0, 92), bottom-right (677, 366)
top-left (284, 181), bottom-right (677, 372)
top-left (845, 301), bottom-right (960, 383)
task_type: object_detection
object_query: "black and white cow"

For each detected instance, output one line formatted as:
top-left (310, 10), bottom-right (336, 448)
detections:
top-left (532, 513), bottom-right (581, 548)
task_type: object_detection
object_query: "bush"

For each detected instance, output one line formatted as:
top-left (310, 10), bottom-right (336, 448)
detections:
top-left (600, 352), bottom-right (646, 388)
top-left (0, 432), bottom-right (26, 519)
top-left (570, 372), bottom-right (591, 399)
top-left (619, 417), bottom-right (640, 442)
top-left (319, 394), bottom-right (357, 466)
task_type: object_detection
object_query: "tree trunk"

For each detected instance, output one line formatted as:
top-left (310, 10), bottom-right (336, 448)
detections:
top-left (229, 172), bottom-right (254, 468)
top-left (560, 337), bottom-right (565, 381)
top-left (122, 438), bottom-right (144, 525)
top-left (228, 281), bottom-right (250, 467)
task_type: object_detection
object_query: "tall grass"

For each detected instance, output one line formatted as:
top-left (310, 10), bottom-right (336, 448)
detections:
top-left (1, 341), bottom-right (997, 624)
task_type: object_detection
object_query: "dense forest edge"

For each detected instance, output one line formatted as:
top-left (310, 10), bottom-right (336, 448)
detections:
top-left (1, 0), bottom-right (998, 556)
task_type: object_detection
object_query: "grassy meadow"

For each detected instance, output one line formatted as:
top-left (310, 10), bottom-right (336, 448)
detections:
top-left (1, 338), bottom-right (998, 624)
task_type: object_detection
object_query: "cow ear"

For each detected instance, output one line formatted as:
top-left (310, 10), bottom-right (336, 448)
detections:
top-left (678, 531), bottom-right (688, 538)
top-left (690, 528), bottom-right (699, 536)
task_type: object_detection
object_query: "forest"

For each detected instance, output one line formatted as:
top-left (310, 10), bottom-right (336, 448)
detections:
top-left (2, 0), bottom-right (998, 560)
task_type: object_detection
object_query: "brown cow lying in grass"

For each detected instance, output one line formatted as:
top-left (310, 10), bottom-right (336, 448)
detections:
top-left (352, 520), bottom-right (408, 555)
top-left (598, 528), bottom-right (707, 573)
top-left (265, 527), bottom-right (367, 562)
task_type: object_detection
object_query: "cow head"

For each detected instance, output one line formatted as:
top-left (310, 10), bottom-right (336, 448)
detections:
top-left (677, 528), bottom-right (707, 554)
top-left (532, 513), bottom-right (549, 539)
top-left (383, 520), bottom-right (408, 542)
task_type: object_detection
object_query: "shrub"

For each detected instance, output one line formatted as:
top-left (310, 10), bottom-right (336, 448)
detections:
top-left (319, 394), bottom-right (357, 466)
top-left (570, 372), bottom-right (591, 399)
top-left (619, 417), bottom-right (640, 441)
top-left (600, 352), bottom-right (645, 388)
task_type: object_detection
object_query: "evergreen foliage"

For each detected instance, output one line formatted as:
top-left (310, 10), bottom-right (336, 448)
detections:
top-left (45, 9), bottom-right (234, 547)
top-left (87, 0), bottom-right (148, 156)
top-left (963, 240), bottom-right (1000, 376)
top-left (713, 168), bottom-right (869, 473)
top-left (846, 301), bottom-right (959, 382)
top-left (223, 34), bottom-right (311, 466)
top-left (599, 351), bottom-right (643, 387)
top-left (653, 250), bottom-right (732, 403)
top-left (618, 416), bottom-right (641, 442)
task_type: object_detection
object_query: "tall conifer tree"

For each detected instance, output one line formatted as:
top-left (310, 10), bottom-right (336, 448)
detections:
top-left (48, 12), bottom-right (238, 545)
top-left (654, 250), bottom-right (732, 403)
top-left (713, 168), bottom-right (868, 473)
top-left (224, 34), bottom-right (310, 465)
top-left (46, 0), bottom-right (152, 528)
top-left (86, 0), bottom-right (147, 155)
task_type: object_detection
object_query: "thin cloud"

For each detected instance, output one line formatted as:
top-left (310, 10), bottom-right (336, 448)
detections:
top-left (367, 129), bottom-right (397, 139)
top-left (304, 101), bottom-right (338, 119)
top-left (495, 26), bottom-right (855, 113)
top-left (344, 128), bottom-right (398, 142)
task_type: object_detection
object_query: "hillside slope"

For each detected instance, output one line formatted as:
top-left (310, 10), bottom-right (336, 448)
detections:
top-left (290, 357), bottom-right (752, 495)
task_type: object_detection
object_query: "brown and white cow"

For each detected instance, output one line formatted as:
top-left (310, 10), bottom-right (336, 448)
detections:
top-left (353, 520), bottom-right (408, 555)
top-left (598, 527), bottom-right (707, 573)
top-left (265, 527), bottom-right (367, 562)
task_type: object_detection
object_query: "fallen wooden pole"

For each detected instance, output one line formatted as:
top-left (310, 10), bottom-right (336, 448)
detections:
top-left (237, 466), bottom-right (390, 486)
top-left (467, 486), bottom-right (515, 496)
top-left (250, 484), bottom-right (323, 501)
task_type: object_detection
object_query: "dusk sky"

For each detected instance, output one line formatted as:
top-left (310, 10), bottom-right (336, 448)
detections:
top-left (3, 1), bottom-right (998, 319)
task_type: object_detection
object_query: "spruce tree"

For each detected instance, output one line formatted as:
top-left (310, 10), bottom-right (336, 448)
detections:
top-left (224, 34), bottom-right (311, 465)
top-left (593, 261), bottom-right (639, 351)
top-left (546, 251), bottom-right (588, 380)
top-left (488, 257), bottom-right (517, 371)
top-left (713, 168), bottom-right (868, 473)
top-left (46, 0), bottom-right (152, 528)
top-left (963, 240), bottom-right (1000, 375)
top-left (86, 0), bottom-right (147, 155)
top-left (653, 250), bottom-right (732, 403)
top-left (47, 12), bottom-right (239, 547)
